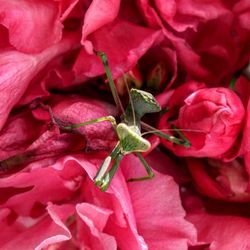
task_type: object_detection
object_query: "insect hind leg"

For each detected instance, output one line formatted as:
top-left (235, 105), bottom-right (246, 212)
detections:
top-left (127, 153), bottom-right (154, 182)
top-left (61, 116), bottom-right (117, 130)
top-left (39, 102), bottom-right (117, 132)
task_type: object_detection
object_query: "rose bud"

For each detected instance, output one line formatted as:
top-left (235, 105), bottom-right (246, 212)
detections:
top-left (159, 83), bottom-right (245, 158)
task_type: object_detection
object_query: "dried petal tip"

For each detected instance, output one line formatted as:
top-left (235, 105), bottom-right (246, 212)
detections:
top-left (146, 62), bottom-right (167, 90)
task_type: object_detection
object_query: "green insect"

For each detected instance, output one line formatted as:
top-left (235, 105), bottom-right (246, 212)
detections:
top-left (58, 51), bottom-right (190, 191)
top-left (0, 51), bottom-right (190, 191)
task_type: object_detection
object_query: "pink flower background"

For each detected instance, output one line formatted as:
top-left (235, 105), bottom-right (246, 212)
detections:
top-left (0, 0), bottom-right (250, 249)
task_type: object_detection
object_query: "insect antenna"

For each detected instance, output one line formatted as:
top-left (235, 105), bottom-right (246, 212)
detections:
top-left (141, 128), bottom-right (203, 136)
top-left (124, 76), bottom-right (136, 127)
top-left (140, 121), bottom-right (191, 147)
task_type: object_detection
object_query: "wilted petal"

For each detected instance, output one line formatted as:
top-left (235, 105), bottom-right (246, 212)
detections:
top-left (0, 124), bottom-right (85, 176)
top-left (0, 111), bottom-right (44, 159)
top-left (45, 95), bottom-right (117, 151)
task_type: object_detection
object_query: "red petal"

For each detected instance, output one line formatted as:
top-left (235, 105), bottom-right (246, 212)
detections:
top-left (0, 0), bottom-right (63, 53)
top-left (74, 20), bottom-right (161, 80)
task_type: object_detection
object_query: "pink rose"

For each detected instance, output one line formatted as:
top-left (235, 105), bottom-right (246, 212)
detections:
top-left (159, 82), bottom-right (245, 158)
top-left (182, 77), bottom-right (250, 202)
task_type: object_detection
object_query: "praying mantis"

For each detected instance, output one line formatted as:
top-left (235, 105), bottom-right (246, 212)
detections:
top-left (56, 51), bottom-right (191, 191)
top-left (0, 51), bottom-right (190, 191)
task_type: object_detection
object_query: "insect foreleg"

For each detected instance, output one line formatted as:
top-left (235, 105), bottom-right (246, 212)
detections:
top-left (94, 143), bottom-right (123, 191)
top-left (127, 152), bottom-right (154, 182)
top-left (94, 143), bottom-right (120, 182)
top-left (98, 153), bottom-right (123, 192)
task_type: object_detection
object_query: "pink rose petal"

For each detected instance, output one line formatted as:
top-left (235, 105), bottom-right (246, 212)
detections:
top-left (0, 158), bottom-right (84, 215)
top-left (76, 155), bottom-right (148, 249)
top-left (234, 0), bottom-right (250, 30)
top-left (122, 154), bottom-right (197, 249)
top-left (0, 25), bottom-right (9, 48)
top-left (0, 123), bottom-right (85, 176)
top-left (74, 20), bottom-right (161, 81)
top-left (0, 204), bottom-right (74, 250)
top-left (0, 0), bottom-right (63, 53)
top-left (81, 0), bottom-right (121, 53)
top-left (45, 95), bottom-right (117, 151)
top-left (60, 0), bottom-right (80, 22)
top-left (188, 212), bottom-right (250, 250)
top-left (0, 110), bottom-right (44, 159)
top-left (240, 97), bottom-right (250, 181)
top-left (0, 33), bottom-right (79, 131)
top-left (187, 158), bottom-right (250, 202)
top-left (155, 0), bottom-right (229, 32)
top-left (76, 203), bottom-right (117, 249)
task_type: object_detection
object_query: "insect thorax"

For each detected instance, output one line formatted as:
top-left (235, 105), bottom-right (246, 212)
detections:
top-left (116, 123), bottom-right (151, 154)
